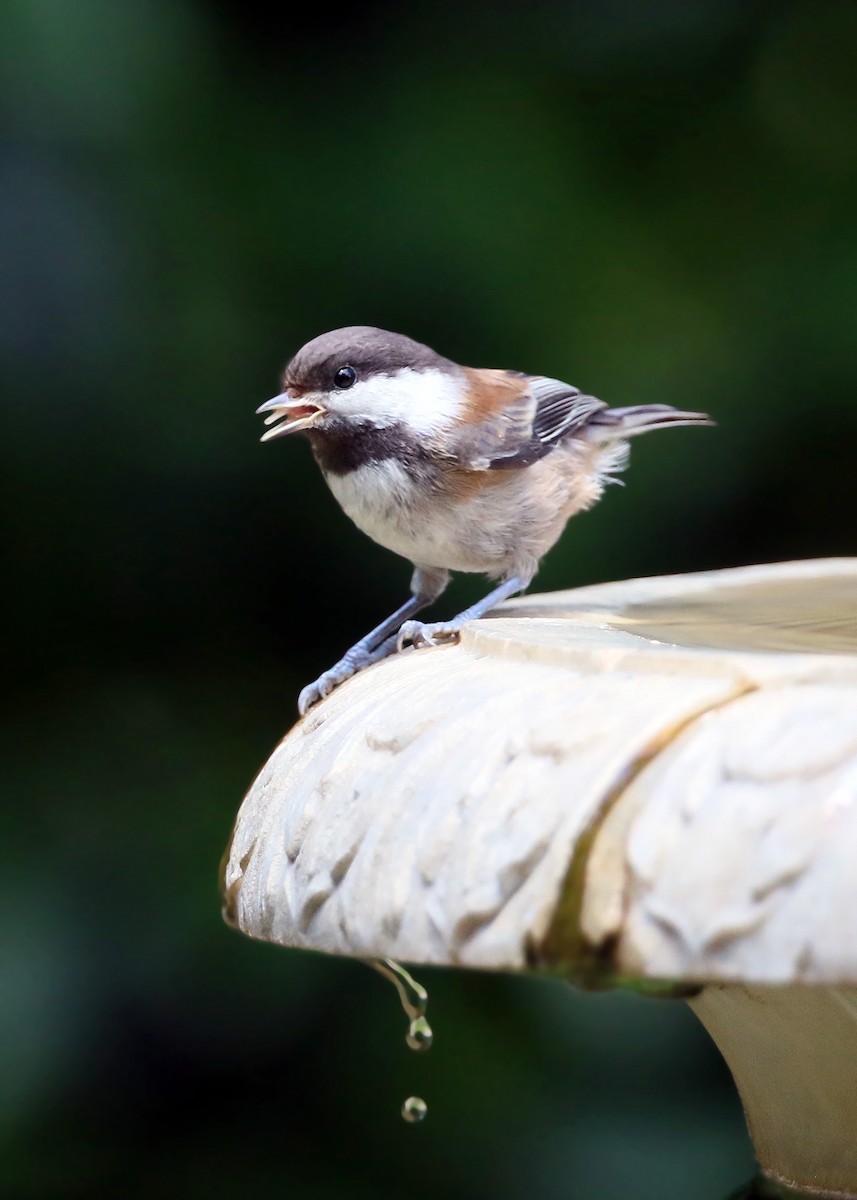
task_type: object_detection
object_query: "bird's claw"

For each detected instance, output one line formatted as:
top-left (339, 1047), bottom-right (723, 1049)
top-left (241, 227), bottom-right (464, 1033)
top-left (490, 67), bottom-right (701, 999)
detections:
top-left (299, 618), bottom-right (464, 712)
top-left (397, 619), bottom-right (462, 652)
top-left (298, 663), bottom-right (354, 716)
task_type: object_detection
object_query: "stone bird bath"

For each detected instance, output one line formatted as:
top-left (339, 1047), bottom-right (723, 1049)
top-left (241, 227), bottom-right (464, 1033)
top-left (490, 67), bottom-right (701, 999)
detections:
top-left (223, 558), bottom-right (857, 1198)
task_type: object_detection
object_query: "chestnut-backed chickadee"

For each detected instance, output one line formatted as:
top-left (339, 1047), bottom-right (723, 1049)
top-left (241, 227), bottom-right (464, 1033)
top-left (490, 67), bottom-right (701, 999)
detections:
top-left (257, 326), bottom-right (712, 714)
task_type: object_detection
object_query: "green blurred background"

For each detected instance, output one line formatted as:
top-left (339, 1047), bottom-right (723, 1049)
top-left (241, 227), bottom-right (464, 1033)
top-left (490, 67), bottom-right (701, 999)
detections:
top-left (2, 1), bottom-right (856, 1196)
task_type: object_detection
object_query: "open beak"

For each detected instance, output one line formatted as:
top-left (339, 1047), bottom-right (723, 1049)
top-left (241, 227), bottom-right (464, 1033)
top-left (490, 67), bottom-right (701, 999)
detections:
top-left (256, 392), bottom-right (326, 442)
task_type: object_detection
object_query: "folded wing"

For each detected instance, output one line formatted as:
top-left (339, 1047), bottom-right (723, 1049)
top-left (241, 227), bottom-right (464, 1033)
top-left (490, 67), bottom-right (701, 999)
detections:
top-left (449, 372), bottom-right (607, 471)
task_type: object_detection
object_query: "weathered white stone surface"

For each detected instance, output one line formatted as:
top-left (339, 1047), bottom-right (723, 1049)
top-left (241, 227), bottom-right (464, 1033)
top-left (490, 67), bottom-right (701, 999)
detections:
top-left (225, 558), bottom-right (857, 979)
top-left (224, 645), bottom-right (736, 967)
top-left (223, 558), bottom-right (857, 1197)
top-left (582, 684), bottom-right (857, 984)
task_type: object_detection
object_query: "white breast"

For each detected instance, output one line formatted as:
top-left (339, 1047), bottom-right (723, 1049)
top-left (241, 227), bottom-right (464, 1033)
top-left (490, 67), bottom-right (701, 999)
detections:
top-left (324, 458), bottom-right (484, 571)
top-left (323, 458), bottom-right (502, 575)
top-left (325, 461), bottom-right (422, 556)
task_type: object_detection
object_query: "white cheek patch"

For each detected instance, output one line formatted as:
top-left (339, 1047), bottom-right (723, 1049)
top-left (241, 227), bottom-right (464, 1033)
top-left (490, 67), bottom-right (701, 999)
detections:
top-left (334, 368), bottom-right (466, 435)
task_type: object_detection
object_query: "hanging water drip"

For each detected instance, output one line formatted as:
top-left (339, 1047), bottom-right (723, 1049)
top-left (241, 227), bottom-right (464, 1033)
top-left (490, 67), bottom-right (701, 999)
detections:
top-left (406, 1015), bottom-right (433, 1051)
top-left (368, 958), bottom-right (433, 1122)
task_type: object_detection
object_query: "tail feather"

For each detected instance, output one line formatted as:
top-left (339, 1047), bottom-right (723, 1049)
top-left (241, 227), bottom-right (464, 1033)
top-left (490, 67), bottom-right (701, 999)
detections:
top-left (589, 404), bottom-right (713, 439)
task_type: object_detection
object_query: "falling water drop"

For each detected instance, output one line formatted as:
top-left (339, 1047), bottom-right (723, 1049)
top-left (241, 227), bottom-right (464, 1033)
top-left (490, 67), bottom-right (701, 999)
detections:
top-left (368, 958), bottom-right (433, 1122)
top-left (401, 1096), bottom-right (427, 1124)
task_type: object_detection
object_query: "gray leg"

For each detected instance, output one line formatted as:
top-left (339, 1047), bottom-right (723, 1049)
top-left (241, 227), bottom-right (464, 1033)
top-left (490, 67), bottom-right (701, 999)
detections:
top-left (397, 575), bottom-right (528, 652)
top-left (298, 567), bottom-right (449, 715)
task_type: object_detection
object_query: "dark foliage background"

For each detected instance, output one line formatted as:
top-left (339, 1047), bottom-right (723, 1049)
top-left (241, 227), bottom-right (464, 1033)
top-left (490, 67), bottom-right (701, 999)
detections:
top-left (2, 1), bottom-right (856, 1197)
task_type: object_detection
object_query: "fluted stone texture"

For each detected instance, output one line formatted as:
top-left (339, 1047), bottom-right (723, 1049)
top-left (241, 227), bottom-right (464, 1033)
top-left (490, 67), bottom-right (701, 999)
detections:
top-left (223, 559), bottom-right (857, 1198)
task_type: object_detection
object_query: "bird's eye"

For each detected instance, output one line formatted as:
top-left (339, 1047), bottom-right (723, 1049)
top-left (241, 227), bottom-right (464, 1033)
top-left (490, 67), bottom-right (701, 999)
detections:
top-left (334, 365), bottom-right (357, 390)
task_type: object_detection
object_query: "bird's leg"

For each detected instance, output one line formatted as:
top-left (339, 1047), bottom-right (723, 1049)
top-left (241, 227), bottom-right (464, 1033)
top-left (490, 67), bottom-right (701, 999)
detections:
top-left (397, 575), bottom-right (528, 651)
top-left (298, 567), bottom-right (449, 715)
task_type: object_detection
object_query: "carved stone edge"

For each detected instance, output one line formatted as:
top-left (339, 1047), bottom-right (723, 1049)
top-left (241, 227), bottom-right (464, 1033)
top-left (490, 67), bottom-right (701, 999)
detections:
top-left (223, 561), bottom-right (857, 1197)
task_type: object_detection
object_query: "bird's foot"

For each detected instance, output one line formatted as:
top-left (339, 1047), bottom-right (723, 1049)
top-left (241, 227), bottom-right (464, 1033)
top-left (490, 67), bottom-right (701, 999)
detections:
top-left (297, 632), bottom-right (400, 716)
top-left (298, 663), bottom-right (356, 716)
top-left (397, 619), bottom-right (464, 652)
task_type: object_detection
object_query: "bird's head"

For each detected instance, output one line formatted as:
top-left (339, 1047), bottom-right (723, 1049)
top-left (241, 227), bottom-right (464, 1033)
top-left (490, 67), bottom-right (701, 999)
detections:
top-left (256, 326), bottom-right (465, 442)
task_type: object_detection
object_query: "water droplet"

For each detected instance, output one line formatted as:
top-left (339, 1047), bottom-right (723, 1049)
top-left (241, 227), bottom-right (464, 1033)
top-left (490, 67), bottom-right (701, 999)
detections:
top-left (401, 1096), bottom-right (427, 1124)
top-left (368, 959), bottom-right (433, 1119)
top-left (369, 958), bottom-right (428, 1022)
top-left (406, 1015), bottom-right (433, 1052)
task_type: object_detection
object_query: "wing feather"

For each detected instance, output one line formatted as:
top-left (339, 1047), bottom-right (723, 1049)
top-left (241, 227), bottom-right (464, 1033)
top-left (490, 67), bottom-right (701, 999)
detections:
top-left (450, 373), bottom-right (606, 470)
top-left (528, 376), bottom-right (607, 447)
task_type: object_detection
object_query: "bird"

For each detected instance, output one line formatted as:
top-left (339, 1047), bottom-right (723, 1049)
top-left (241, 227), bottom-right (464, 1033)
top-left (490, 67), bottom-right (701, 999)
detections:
top-left (256, 326), bottom-right (712, 715)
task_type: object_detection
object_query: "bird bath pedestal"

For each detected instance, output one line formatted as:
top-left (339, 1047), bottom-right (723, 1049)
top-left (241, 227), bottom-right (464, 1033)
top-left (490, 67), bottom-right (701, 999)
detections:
top-left (223, 558), bottom-right (857, 1198)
